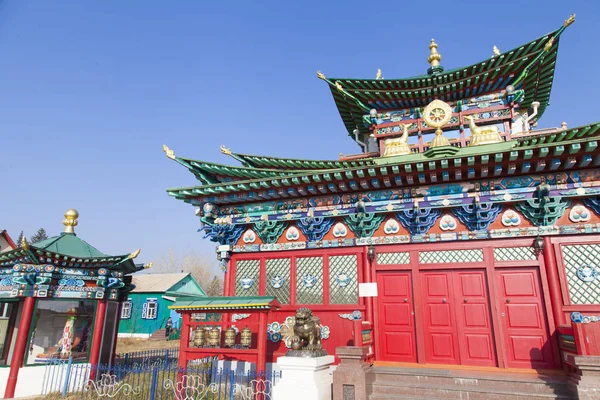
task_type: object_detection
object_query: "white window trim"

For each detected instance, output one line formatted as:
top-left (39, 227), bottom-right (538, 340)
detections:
top-left (142, 300), bottom-right (158, 320)
top-left (121, 301), bottom-right (132, 319)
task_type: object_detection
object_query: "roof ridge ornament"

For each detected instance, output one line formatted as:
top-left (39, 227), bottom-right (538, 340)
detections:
top-left (220, 145), bottom-right (232, 155)
top-left (423, 99), bottom-right (452, 148)
top-left (427, 39), bottom-right (444, 75)
top-left (376, 68), bottom-right (383, 80)
top-left (63, 209), bottom-right (79, 235)
top-left (128, 249), bottom-right (141, 259)
top-left (21, 235), bottom-right (29, 251)
top-left (163, 145), bottom-right (175, 160)
top-left (492, 46), bottom-right (500, 56)
top-left (564, 13), bottom-right (575, 28)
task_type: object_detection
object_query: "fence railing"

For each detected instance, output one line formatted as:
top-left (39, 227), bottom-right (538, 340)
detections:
top-left (42, 357), bottom-right (278, 399)
top-left (116, 348), bottom-right (180, 369)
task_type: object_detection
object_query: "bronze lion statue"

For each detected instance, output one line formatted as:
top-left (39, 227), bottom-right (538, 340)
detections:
top-left (290, 308), bottom-right (322, 351)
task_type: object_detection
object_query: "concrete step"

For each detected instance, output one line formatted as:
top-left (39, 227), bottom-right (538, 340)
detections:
top-left (367, 367), bottom-right (572, 400)
top-left (370, 367), bottom-right (570, 396)
top-left (368, 382), bottom-right (571, 400)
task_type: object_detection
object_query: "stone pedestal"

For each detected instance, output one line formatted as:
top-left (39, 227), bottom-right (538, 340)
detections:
top-left (273, 355), bottom-right (335, 400)
top-left (332, 346), bottom-right (371, 400)
top-left (566, 354), bottom-right (600, 400)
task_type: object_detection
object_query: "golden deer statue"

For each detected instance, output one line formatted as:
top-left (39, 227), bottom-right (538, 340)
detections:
top-left (383, 124), bottom-right (412, 157)
top-left (465, 115), bottom-right (503, 146)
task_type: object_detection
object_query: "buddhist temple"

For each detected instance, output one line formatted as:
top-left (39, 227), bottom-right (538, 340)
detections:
top-left (0, 210), bottom-right (145, 398)
top-left (165, 14), bottom-right (600, 397)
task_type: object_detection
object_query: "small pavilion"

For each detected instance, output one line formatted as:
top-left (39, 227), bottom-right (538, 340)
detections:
top-left (0, 209), bottom-right (146, 398)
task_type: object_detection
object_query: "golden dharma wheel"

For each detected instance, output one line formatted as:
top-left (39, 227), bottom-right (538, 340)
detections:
top-left (224, 327), bottom-right (236, 347)
top-left (207, 327), bottom-right (221, 347)
top-left (240, 326), bottom-right (252, 348)
top-left (192, 327), bottom-right (205, 348)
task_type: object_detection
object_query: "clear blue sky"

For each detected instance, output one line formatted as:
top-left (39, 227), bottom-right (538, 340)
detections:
top-left (1, 1), bottom-right (598, 272)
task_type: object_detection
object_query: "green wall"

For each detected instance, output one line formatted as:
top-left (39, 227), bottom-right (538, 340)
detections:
top-left (118, 274), bottom-right (206, 336)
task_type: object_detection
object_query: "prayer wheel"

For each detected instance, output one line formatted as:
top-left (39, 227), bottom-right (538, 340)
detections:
top-left (207, 327), bottom-right (221, 347)
top-left (240, 326), bottom-right (252, 348)
top-left (192, 327), bottom-right (205, 347)
top-left (224, 327), bottom-right (236, 347)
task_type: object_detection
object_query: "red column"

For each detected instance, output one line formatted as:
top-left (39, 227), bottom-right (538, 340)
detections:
top-left (362, 250), bottom-right (374, 324)
top-left (88, 299), bottom-right (107, 379)
top-left (4, 296), bottom-right (35, 399)
top-left (223, 260), bottom-right (231, 296)
top-left (257, 312), bottom-right (267, 374)
top-left (178, 312), bottom-right (190, 371)
top-left (543, 236), bottom-right (566, 326)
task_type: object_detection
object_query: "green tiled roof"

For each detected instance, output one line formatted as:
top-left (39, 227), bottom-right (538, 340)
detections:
top-left (226, 151), bottom-right (376, 170)
top-left (169, 296), bottom-right (279, 310)
top-left (326, 24), bottom-right (570, 140)
top-left (32, 233), bottom-right (109, 259)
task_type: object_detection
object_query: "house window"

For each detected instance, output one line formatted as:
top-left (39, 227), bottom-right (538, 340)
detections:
top-left (121, 301), bottom-right (132, 319)
top-left (142, 300), bottom-right (158, 320)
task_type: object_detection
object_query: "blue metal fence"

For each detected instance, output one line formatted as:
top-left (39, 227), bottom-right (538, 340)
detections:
top-left (115, 348), bottom-right (181, 369)
top-left (42, 356), bottom-right (278, 399)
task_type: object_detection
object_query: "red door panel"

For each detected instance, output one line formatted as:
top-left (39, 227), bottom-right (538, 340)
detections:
top-left (496, 268), bottom-right (554, 369)
top-left (377, 272), bottom-right (416, 362)
top-left (454, 271), bottom-right (496, 367)
top-left (421, 272), bottom-right (459, 364)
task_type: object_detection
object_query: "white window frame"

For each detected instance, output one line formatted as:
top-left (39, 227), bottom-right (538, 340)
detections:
top-left (121, 301), bottom-right (132, 319)
top-left (142, 299), bottom-right (158, 320)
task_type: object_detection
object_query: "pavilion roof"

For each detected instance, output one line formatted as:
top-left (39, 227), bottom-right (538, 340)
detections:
top-left (324, 19), bottom-right (573, 139)
top-left (166, 121), bottom-right (600, 205)
top-left (0, 211), bottom-right (144, 274)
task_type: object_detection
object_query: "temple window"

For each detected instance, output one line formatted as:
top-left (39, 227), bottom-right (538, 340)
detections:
top-left (142, 299), bottom-right (158, 320)
top-left (26, 300), bottom-right (95, 365)
top-left (120, 301), bottom-right (132, 319)
top-left (234, 259), bottom-right (261, 297)
top-left (296, 257), bottom-right (324, 305)
top-left (328, 255), bottom-right (359, 304)
top-left (265, 258), bottom-right (291, 304)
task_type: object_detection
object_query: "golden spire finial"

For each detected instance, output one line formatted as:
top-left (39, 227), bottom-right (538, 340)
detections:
top-left (144, 262), bottom-right (153, 269)
top-left (220, 145), bottom-right (231, 155)
top-left (63, 209), bottom-right (79, 234)
top-left (163, 145), bottom-right (175, 160)
top-left (493, 46), bottom-right (500, 56)
top-left (21, 235), bottom-right (29, 251)
top-left (428, 39), bottom-right (442, 67)
top-left (564, 13), bottom-right (575, 27)
top-left (128, 249), bottom-right (141, 259)
top-left (316, 70), bottom-right (326, 80)
top-left (376, 68), bottom-right (383, 80)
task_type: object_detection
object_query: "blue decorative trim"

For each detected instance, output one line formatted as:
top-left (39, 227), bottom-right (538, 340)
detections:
top-left (200, 224), bottom-right (245, 246)
top-left (339, 311), bottom-right (362, 321)
top-left (297, 217), bottom-right (335, 242)
top-left (571, 312), bottom-right (600, 323)
top-left (451, 203), bottom-right (503, 231)
top-left (583, 196), bottom-right (600, 217)
top-left (396, 208), bottom-right (442, 235)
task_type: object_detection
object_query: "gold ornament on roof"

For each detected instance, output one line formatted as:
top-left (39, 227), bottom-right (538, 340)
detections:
top-left (144, 262), bottom-right (153, 269)
top-left (427, 39), bottom-right (442, 67)
top-left (465, 115), bottom-right (503, 146)
top-left (334, 81), bottom-right (344, 92)
top-left (128, 249), bottom-right (141, 259)
top-left (163, 145), bottom-right (175, 160)
top-left (316, 70), bottom-right (326, 80)
top-left (220, 145), bottom-right (231, 155)
top-left (383, 124), bottom-right (411, 157)
top-left (423, 99), bottom-right (452, 148)
top-left (376, 68), bottom-right (383, 80)
top-left (21, 235), bottom-right (29, 251)
top-left (564, 13), bottom-right (575, 28)
top-left (544, 37), bottom-right (555, 52)
top-left (492, 46), bottom-right (500, 56)
top-left (63, 209), bottom-right (79, 234)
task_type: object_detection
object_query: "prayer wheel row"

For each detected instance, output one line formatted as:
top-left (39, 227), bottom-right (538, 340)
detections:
top-left (192, 326), bottom-right (252, 348)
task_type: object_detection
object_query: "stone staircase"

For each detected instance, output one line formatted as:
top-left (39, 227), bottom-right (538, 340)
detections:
top-left (367, 366), bottom-right (573, 400)
top-left (148, 329), bottom-right (167, 340)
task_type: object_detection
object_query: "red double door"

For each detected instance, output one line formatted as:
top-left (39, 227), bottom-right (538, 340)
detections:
top-left (378, 268), bottom-right (553, 368)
